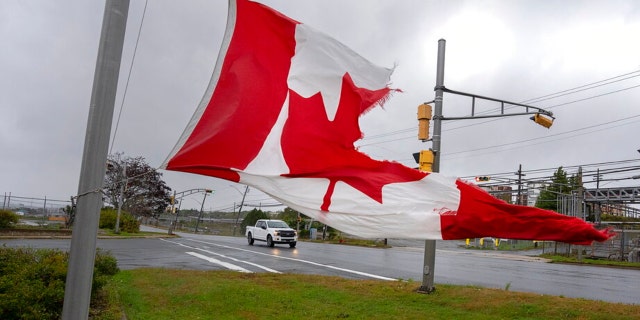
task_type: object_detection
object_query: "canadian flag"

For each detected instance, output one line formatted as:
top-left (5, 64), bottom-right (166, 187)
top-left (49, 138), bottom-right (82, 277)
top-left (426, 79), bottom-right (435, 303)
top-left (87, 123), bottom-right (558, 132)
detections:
top-left (162, 0), bottom-right (612, 245)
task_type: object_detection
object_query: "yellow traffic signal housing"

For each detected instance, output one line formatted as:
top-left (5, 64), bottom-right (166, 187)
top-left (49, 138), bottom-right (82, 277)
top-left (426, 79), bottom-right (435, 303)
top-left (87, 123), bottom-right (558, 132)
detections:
top-left (418, 150), bottom-right (434, 172)
top-left (417, 103), bottom-right (432, 141)
top-left (531, 113), bottom-right (553, 128)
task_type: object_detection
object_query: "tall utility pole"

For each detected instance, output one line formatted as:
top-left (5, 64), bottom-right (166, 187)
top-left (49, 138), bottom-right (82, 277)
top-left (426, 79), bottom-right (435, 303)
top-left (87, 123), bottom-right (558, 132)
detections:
top-left (418, 39), bottom-right (446, 293)
top-left (516, 164), bottom-right (526, 205)
top-left (62, 1), bottom-right (129, 319)
top-left (417, 39), bottom-right (555, 294)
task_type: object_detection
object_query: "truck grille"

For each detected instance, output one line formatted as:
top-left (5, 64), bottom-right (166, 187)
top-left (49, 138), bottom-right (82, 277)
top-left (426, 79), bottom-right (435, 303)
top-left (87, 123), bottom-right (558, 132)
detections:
top-left (279, 230), bottom-right (295, 237)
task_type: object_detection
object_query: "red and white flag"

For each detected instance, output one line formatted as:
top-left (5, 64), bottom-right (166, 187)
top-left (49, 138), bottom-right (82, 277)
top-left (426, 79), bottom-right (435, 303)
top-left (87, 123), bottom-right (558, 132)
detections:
top-left (162, 0), bottom-right (612, 245)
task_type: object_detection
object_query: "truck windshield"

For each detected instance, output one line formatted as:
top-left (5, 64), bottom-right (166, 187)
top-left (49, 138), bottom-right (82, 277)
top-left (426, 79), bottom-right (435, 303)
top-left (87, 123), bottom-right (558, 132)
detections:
top-left (267, 221), bottom-right (289, 228)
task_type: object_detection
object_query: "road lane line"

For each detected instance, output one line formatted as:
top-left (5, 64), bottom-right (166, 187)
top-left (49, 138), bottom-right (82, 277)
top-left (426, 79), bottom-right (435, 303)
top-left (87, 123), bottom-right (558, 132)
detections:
top-left (186, 252), bottom-right (252, 273)
top-left (161, 238), bottom-right (281, 273)
top-left (184, 238), bottom-right (397, 281)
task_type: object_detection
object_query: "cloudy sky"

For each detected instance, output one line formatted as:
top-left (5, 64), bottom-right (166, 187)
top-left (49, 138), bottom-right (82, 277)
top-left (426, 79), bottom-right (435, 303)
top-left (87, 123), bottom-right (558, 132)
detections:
top-left (2, 0), bottom-right (639, 211)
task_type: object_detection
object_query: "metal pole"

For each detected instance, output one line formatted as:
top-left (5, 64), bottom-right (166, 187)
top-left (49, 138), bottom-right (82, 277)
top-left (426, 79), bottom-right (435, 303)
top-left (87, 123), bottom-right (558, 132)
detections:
top-left (419, 39), bottom-right (446, 293)
top-left (62, 1), bottom-right (129, 319)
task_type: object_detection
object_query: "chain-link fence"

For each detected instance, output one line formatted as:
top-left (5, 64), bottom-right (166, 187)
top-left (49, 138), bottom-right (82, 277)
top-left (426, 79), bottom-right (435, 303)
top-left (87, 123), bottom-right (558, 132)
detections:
top-left (145, 212), bottom-right (243, 236)
top-left (1, 193), bottom-right (71, 216)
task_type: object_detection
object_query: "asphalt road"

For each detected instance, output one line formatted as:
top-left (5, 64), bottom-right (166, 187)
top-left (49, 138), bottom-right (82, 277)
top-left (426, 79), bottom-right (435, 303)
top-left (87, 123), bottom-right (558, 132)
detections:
top-left (2, 227), bottom-right (639, 305)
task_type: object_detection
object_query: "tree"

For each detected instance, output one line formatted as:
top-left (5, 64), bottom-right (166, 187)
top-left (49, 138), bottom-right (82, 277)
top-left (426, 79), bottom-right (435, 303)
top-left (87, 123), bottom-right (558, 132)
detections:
top-left (0, 210), bottom-right (19, 229)
top-left (535, 167), bottom-right (578, 212)
top-left (63, 196), bottom-right (76, 228)
top-left (277, 207), bottom-right (300, 227)
top-left (103, 153), bottom-right (172, 218)
top-left (99, 208), bottom-right (140, 233)
top-left (240, 208), bottom-right (269, 230)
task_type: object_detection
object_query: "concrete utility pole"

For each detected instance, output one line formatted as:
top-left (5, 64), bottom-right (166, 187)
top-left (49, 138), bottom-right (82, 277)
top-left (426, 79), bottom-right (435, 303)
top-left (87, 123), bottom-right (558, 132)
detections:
top-left (62, 1), bottom-right (129, 319)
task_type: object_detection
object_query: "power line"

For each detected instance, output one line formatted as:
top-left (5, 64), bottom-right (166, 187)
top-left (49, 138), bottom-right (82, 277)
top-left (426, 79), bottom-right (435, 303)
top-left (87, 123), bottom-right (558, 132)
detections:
top-left (441, 114), bottom-right (640, 158)
top-left (109, 0), bottom-right (149, 154)
top-left (458, 158), bottom-right (640, 181)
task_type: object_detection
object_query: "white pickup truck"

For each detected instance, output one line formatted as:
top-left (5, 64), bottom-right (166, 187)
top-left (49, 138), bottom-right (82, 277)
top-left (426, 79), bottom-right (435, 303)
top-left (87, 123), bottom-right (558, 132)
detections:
top-left (246, 219), bottom-right (297, 248)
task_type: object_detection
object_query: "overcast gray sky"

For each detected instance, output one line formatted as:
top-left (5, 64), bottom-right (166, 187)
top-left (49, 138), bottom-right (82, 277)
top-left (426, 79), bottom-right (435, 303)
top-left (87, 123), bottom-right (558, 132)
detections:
top-left (2, 0), bottom-right (639, 211)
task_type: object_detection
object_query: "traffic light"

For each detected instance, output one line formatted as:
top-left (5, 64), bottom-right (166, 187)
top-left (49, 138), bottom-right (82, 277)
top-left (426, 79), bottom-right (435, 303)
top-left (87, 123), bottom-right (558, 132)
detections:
top-left (417, 103), bottom-right (432, 141)
top-left (205, 189), bottom-right (213, 193)
top-left (414, 150), bottom-right (434, 172)
top-left (475, 176), bottom-right (490, 182)
top-left (170, 195), bottom-right (175, 205)
top-left (530, 113), bottom-right (553, 128)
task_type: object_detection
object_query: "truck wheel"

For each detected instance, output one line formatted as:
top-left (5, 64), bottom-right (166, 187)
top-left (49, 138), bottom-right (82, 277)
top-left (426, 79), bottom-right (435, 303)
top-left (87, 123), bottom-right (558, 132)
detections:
top-left (267, 235), bottom-right (274, 247)
top-left (247, 233), bottom-right (254, 245)
top-left (289, 242), bottom-right (297, 248)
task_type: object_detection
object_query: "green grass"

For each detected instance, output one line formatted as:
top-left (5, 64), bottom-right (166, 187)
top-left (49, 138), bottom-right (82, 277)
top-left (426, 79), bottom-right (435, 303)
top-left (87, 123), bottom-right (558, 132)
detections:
top-left (541, 254), bottom-right (640, 269)
top-left (100, 229), bottom-right (175, 238)
top-left (103, 269), bottom-right (640, 320)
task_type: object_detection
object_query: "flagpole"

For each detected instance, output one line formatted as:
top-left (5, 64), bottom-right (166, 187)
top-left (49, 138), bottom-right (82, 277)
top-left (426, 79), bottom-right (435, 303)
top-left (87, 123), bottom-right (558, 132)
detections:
top-left (62, 0), bottom-right (129, 319)
top-left (418, 39), bottom-right (446, 294)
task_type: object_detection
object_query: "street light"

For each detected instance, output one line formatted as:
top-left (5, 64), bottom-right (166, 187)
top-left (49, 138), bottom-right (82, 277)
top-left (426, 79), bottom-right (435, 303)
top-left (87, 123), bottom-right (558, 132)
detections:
top-left (167, 188), bottom-right (214, 235)
top-left (194, 190), bottom-right (213, 233)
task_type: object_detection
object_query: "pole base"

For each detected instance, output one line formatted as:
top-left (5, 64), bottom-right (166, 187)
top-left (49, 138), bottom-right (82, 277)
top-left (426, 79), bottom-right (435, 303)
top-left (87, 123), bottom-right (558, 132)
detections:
top-left (416, 285), bottom-right (436, 294)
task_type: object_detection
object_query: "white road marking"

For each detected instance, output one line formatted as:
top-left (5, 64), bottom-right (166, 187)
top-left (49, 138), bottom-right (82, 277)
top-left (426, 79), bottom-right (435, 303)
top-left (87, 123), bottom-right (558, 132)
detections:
top-left (184, 238), bottom-right (397, 281)
top-left (185, 252), bottom-right (252, 273)
top-left (161, 238), bottom-right (281, 273)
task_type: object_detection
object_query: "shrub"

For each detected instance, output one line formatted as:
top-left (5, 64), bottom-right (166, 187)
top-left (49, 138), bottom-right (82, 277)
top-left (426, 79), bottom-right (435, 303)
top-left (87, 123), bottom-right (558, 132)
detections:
top-left (0, 209), bottom-right (19, 229)
top-left (0, 247), bottom-right (119, 320)
top-left (99, 208), bottom-right (140, 233)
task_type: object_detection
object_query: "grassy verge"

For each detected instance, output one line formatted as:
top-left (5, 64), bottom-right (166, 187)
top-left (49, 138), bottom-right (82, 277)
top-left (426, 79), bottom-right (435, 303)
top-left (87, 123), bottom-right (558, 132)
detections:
top-left (100, 229), bottom-right (176, 238)
top-left (541, 253), bottom-right (640, 269)
top-left (104, 269), bottom-right (639, 320)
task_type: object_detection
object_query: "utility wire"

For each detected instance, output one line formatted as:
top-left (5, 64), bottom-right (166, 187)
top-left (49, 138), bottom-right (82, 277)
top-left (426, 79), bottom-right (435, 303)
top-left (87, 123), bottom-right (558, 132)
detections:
top-left (109, 0), bottom-right (149, 155)
top-left (458, 158), bottom-right (640, 180)
top-left (442, 114), bottom-right (640, 157)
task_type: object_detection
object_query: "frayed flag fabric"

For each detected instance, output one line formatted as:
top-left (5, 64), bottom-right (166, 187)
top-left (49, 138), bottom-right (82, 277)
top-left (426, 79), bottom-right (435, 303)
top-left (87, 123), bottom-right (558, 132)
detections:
top-left (162, 0), bottom-right (612, 245)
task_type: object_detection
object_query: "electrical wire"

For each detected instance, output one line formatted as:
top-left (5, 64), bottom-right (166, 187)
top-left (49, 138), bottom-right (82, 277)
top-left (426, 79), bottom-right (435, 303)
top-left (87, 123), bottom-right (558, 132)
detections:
top-left (441, 114), bottom-right (640, 158)
top-left (109, 0), bottom-right (149, 155)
